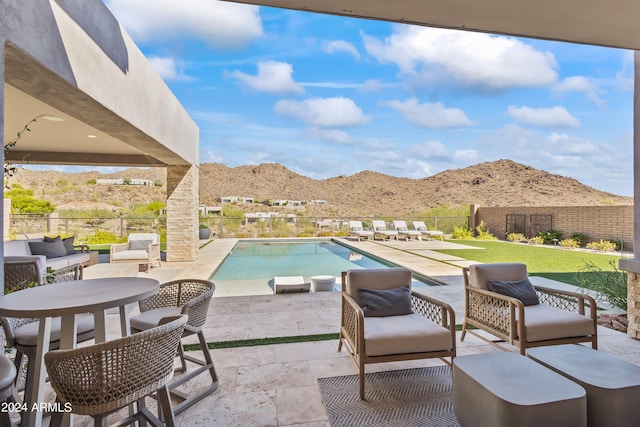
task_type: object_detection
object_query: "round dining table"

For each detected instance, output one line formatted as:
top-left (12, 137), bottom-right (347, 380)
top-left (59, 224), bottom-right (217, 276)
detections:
top-left (0, 277), bottom-right (160, 427)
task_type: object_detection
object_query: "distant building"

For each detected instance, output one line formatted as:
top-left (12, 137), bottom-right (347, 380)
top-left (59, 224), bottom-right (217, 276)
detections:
top-left (198, 205), bottom-right (222, 215)
top-left (219, 196), bottom-right (254, 204)
top-left (244, 212), bottom-right (296, 224)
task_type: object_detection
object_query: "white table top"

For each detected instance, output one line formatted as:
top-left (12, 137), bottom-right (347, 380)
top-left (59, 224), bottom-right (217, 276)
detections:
top-left (0, 277), bottom-right (159, 317)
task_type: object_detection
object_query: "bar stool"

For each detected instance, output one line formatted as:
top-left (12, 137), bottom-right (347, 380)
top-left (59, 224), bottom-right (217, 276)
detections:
top-left (0, 354), bottom-right (17, 427)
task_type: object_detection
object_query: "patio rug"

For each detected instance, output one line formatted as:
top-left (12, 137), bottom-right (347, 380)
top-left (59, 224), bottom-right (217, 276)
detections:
top-left (317, 365), bottom-right (460, 427)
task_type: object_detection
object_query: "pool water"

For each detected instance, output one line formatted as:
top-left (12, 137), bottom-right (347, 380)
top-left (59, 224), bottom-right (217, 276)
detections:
top-left (211, 240), bottom-right (434, 296)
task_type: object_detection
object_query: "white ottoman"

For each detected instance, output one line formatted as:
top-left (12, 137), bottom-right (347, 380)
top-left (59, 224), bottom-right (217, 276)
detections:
top-left (528, 344), bottom-right (640, 427)
top-left (453, 352), bottom-right (587, 427)
top-left (310, 275), bottom-right (336, 292)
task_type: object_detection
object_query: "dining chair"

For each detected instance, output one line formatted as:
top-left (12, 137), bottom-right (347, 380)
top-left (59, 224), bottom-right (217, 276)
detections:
top-left (130, 279), bottom-right (218, 414)
top-left (45, 315), bottom-right (188, 427)
top-left (1, 262), bottom-right (93, 424)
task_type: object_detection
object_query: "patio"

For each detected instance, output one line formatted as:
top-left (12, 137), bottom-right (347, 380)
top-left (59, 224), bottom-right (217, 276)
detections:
top-left (67, 238), bottom-right (640, 426)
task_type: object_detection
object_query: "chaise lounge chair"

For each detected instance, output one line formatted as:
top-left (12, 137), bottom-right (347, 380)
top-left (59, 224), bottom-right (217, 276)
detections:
top-left (392, 220), bottom-right (422, 241)
top-left (371, 220), bottom-right (398, 241)
top-left (348, 221), bottom-right (374, 241)
top-left (412, 221), bottom-right (444, 241)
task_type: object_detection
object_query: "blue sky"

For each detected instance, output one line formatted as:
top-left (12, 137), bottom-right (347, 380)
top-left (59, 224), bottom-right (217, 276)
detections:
top-left (102, 0), bottom-right (634, 196)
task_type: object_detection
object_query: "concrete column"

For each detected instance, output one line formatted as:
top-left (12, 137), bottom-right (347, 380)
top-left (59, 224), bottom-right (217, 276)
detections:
top-left (166, 164), bottom-right (199, 262)
top-left (619, 50), bottom-right (640, 339)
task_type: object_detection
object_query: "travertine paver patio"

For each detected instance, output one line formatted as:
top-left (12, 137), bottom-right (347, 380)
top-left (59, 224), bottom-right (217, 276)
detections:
top-left (76, 238), bottom-right (640, 426)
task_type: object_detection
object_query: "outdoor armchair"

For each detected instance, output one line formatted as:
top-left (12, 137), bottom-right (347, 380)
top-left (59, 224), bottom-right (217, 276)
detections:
top-left (110, 232), bottom-right (161, 271)
top-left (45, 315), bottom-right (188, 427)
top-left (338, 267), bottom-right (456, 399)
top-left (130, 279), bottom-right (218, 415)
top-left (460, 262), bottom-right (597, 355)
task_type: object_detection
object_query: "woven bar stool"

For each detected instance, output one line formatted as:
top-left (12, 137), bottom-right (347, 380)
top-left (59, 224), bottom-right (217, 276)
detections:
top-left (0, 354), bottom-right (17, 426)
top-left (130, 279), bottom-right (218, 415)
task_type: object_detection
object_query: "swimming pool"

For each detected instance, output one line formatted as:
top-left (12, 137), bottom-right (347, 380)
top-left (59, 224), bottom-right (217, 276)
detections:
top-left (210, 239), bottom-right (436, 296)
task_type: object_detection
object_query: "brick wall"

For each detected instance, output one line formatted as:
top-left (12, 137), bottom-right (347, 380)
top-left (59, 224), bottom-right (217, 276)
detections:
top-left (474, 205), bottom-right (634, 251)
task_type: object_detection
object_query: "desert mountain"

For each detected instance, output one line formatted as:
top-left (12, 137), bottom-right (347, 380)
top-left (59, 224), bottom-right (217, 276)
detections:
top-left (8, 159), bottom-right (632, 217)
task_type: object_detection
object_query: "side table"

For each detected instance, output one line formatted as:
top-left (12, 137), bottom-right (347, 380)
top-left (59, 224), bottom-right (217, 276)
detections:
top-left (89, 250), bottom-right (99, 266)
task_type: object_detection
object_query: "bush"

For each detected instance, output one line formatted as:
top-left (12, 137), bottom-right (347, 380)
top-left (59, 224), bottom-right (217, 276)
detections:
top-left (569, 232), bottom-right (587, 246)
top-left (559, 238), bottom-right (580, 249)
top-left (577, 260), bottom-right (627, 311)
top-left (475, 221), bottom-right (497, 240)
top-left (451, 226), bottom-right (474, 239)
top-left (506, 233), bottom-right (527, 242)
top-left (83, 230), bottom-right (123, 244)
top-left (585, 240), bottom-right (617, 252)
top-left (528, 236), bottom-right (544, 245)
top-left (538, 230), bottom-right (563, 244)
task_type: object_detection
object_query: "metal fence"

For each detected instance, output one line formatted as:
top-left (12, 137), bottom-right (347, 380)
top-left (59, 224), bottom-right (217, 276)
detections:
top-left (8, 214), bottom-right (469, 241)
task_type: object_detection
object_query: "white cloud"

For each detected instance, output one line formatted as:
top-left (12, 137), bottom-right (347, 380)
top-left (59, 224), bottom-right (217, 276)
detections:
top-left (229, 61), bottom-right (304, 95)
top-left (507, 105), bottom-right (580, 128)
top-left (324, 40), bottom-right (360, 60)
top-left (408, 141), bottom-right (451, 161)
top-left (363, 26), bottom-right (557, 90)
top-left (147, 56), bottom-right (192, 81)
top-left (384, 98), bottom-right (473, 128)
top-left (304, 127), bottom-right (352, 144)
top-left (273, 97), bottom-right (369, 127)
top-left (553, 76), bottom-right (605, 106)
top-left (105, 0), bottom-right (263, 49)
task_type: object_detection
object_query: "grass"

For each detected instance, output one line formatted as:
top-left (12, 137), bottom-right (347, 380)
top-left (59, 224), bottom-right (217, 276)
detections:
top-left (438, 240), bottom-right (625, 286)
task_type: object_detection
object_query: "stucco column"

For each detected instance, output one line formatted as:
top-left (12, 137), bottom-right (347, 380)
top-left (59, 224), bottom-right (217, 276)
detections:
top-left (166, 164), bottom-right (199, 262)
top-left (619, 50), bottom-right (640, 339)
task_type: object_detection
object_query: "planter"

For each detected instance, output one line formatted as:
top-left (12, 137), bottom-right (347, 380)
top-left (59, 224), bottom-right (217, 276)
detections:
top-left (199, 228), bottom-right (211, 239)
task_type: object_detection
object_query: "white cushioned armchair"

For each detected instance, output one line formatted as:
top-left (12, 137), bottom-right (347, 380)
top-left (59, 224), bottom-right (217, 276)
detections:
top-left (110, 233), bottom-right (161, 271)
top-left (338, 267), bottom-right (456, 399)
top-left (461, 262), bottom-right (597, 355)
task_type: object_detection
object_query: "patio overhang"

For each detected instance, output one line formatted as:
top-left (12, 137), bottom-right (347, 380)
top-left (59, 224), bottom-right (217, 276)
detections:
top-left (225, 0), bottom-right (640, 50)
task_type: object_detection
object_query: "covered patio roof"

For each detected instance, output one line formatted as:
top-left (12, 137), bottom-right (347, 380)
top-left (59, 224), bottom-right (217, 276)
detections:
top-left (226, 0), bottom-right (640, 51)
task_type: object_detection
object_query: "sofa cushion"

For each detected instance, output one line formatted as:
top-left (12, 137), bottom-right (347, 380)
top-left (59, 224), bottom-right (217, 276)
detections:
top-left (488, 278), bottom-right (540, 306)
top-left (28, 238), bottom-right (67, 258)
top-left (522, 304), bottom-right (595, 342)
top-left (364, 313), bottom-right (452, 356)
top-left (130, 307), bottom-right (183, 332)
top-left (358, 284), bottom-right (413, 317)
top-left (469, 263), bottom-right (528, 290)
top-left (111, 250), bottom-right (149, 261)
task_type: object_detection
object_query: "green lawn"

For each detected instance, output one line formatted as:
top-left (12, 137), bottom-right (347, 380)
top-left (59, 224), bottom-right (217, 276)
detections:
top-left (437, 240), bottom-right (624, 286)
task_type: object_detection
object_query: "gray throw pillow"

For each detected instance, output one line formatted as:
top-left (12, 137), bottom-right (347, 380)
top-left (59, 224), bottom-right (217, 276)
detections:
top-left (62, 236), bottom-right (75, 255)
top-left (487, 278), bottom-right (540, 306)
top-left (129, 239), bottom-right (153, 250)
top-left (358, 284), bottom-right (413, 317)
top-left (29, 239), bottom-right (67, 258)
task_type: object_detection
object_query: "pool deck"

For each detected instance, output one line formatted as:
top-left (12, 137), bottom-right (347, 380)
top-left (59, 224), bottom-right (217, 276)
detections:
top-left (76, 237), bottom-right (640, 426)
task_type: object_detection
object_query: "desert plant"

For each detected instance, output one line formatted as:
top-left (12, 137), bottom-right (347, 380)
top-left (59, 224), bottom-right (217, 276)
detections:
top-left (577, 260), bottom-right (627, 311)
top-left (475, 221), bottom-right (497, 240)
top-left (538, 230), bottom-right (563, 244)
top-left (506, 233), bottom-right (527, 242)
top-left (569, 232), bottom-right (587, 246)
top-left (451, 226), bottom-right (474, 239)
top-left (559, 238), bottom-right (580, 249)
top-left (83, 230), bottom-right (123, 244)
top-left (586, 240), bottom-right (617, 252)
top-left (527, 236), bottom-right (544, 245)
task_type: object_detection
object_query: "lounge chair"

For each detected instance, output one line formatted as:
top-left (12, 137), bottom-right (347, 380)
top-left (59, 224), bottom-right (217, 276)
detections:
top-left (348, 221), bottom-right (374, 241)
top-left (110, 232), bottom-right (161, 271)
top-left (412, 221), bottom-right (444, 241)
top-left (392, 220), bottom-right (422, 241)
top-left (371, 220), bottom-right (398, 241)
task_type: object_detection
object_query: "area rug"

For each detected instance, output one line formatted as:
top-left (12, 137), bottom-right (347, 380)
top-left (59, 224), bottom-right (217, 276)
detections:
top-left (317, 365), bottom-right (459, 427)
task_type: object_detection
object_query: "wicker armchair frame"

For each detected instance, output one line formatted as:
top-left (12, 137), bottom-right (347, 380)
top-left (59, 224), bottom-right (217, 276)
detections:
top-left (133, 279), bottom-right (218, 415)
top-left (45, 315), bottom-right (188, 427)
top-left (460, 266), bottom-right (598, 355)
top-left (338, 269), bottom-right (456, 399)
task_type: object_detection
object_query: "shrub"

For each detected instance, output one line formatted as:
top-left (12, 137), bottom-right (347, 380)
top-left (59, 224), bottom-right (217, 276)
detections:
top-left (585, 240), bottom-right (617, 252)
top-left (83, 230), bottom-right (123, 244)
top-left (577, 260), bottom-right (627, 311)
top-left (506, 233), bottom-right (527, 243)
top-left (538, 230), bottom-right (563, 244)
top-left (569, 233), bottom-right (587, 246)
top-left (451, 226), bottom-right (474, 239)
top-left (559, 238), bottom-right (580, 249)
top-left (475, 221), bottom-right (497, 240)
top-left (528, 236), bottom-right (544, 245)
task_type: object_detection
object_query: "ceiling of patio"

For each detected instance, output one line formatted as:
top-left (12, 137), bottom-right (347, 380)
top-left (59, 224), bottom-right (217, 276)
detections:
top-left (227, 0), bottom-right (640, 50)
